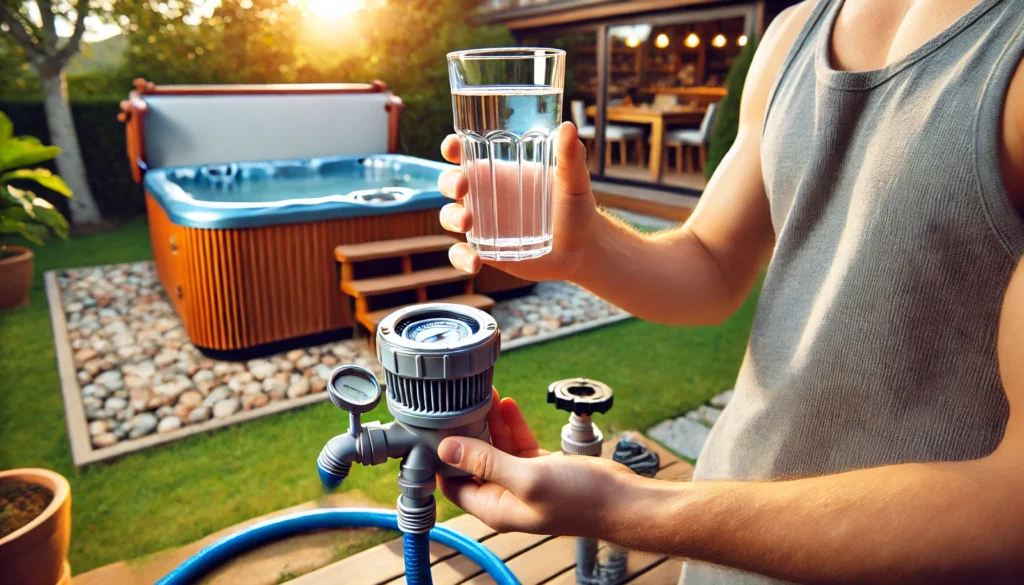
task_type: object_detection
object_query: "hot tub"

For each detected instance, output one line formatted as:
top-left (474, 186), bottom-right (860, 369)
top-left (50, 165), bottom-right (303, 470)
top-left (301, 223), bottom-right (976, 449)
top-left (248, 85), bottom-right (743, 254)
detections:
top-left (120, 81), bottom-right (482, 357)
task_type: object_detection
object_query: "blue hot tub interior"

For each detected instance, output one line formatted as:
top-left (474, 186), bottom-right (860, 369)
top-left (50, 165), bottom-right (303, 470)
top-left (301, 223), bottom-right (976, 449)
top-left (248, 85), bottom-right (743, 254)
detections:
top-left (144, 154), bottom-right (452, 229)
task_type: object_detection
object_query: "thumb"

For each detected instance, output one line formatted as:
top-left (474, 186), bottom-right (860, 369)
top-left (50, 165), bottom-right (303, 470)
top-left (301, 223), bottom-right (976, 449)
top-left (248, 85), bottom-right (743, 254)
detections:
top-left (438, 437), bottom-right (533, 489)
top-left (555, 122), bottom-right (594, 199)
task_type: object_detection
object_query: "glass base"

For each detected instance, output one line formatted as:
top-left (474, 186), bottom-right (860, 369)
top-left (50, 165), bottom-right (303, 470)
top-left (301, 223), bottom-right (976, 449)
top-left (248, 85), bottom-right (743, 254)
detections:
top-left (469, 235), bottom-right (552, 261)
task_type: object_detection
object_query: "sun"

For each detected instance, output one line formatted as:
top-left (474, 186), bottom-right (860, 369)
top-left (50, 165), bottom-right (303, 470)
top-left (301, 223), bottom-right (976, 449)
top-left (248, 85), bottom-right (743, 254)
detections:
top-left (302, 0), bottom-right (365, 20)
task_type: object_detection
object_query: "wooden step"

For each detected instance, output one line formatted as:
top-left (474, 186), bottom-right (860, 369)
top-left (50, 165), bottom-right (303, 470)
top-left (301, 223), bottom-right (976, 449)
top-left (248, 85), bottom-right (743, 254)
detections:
top-left (357, 294), bottom-right (495, 331)
top-left (335, 235), bottom-right (458, 263)
top-left (342, 266), bottom-right (472, 298)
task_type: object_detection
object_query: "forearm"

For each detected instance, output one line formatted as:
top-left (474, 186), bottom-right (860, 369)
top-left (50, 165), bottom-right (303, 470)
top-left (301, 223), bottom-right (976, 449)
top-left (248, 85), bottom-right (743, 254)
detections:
top-left (572, 211), bottom-right (746, 326)
top-left (602, 456), bottom-right (1024, 584)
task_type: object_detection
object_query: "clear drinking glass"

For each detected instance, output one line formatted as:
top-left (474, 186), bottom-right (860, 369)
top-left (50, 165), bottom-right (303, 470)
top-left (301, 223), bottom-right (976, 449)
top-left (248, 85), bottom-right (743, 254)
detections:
top-left (447, 48), bottom-right (566, 261)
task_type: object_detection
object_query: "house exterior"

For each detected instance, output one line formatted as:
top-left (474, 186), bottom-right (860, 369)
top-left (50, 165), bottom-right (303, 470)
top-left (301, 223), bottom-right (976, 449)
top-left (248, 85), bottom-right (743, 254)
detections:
top-left (470, 0), bottom-right (798, 196)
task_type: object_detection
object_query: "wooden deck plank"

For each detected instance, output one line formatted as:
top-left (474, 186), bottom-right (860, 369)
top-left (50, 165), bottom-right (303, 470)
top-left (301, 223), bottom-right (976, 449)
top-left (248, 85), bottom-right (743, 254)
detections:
top-left (542, 550), bottom-right (664, 585)
top-left (341, 266), bottom-right (471, 297)
top-left (387, 533), bottom-right (552, 585)
top-left (624, 558), bottom-right (683, 584)
top-left (335, 236), bottom-right (458, 263)
top-left (289, 514), bottom-right (496, 585)
top-left (462, 537), bottom-right (578, 585)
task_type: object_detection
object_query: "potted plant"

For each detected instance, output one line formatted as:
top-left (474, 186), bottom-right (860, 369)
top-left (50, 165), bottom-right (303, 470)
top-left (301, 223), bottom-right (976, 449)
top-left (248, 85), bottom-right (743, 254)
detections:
top-left (0, 111), bottom-right (73, 311)
top-left (0, 468), bottom-right (72, 585)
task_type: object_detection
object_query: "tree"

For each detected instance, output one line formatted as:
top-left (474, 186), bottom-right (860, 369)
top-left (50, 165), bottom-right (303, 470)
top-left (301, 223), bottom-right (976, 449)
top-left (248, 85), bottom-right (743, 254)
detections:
top-left (0, 0), bottom-right (103, 225)
top-left (705, 34), bottom-right (757, 180)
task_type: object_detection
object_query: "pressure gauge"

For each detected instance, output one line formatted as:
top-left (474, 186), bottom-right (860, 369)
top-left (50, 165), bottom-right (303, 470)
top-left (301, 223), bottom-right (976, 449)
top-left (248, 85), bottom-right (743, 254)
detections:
top-left (328, 365), bottom-right (382, 414)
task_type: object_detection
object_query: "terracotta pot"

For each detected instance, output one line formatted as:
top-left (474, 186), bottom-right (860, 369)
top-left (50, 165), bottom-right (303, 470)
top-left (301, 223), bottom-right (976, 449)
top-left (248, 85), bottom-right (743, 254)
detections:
top-left (0, 245), bottom-right (34, 311)
top-left (0, 469), bottom-right (72, 585)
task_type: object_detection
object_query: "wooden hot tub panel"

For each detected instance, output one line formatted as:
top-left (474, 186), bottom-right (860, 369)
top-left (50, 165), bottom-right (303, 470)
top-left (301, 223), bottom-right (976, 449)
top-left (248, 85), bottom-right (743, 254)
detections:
top-left (147, 193), bottom-right (448, 354)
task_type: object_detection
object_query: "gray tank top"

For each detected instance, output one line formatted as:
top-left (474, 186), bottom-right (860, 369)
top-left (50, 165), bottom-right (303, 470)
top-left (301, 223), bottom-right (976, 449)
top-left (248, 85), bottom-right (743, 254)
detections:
top-left (684, 1), bottom-right (1024, 583)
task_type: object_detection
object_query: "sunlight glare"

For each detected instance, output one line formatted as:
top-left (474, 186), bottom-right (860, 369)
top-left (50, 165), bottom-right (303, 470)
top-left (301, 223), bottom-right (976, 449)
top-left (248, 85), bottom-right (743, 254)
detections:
top-left (303, 0), bottom-right (365, 20)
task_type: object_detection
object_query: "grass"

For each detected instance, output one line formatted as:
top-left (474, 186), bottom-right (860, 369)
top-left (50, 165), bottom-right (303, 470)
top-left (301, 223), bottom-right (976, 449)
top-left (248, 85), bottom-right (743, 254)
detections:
top-left (0, 218), bottom-right (760, 574)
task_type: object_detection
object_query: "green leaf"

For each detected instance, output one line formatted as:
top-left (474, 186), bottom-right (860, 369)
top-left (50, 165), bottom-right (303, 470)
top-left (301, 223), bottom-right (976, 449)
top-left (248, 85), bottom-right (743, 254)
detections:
top-left (1, 186), bottom-right (36, 217)
top-left (0, 215), bottom-right (45, 245)
top-left (0, 113), bottom-right (12, 141)
top-left (0, 138), bottom-right (62, 172)
top-left (30, 199), bottom-right (69, 240)
top-left (0, 168), bottom-right (73, 197)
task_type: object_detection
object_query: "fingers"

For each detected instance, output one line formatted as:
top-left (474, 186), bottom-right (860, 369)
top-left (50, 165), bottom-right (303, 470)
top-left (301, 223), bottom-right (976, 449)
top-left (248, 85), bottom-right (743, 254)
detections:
top-left (440, 203), bottom-right (472, 233)
top-left (437, 168), bottom-right (469, 200)
top-left (487, 389), bottom-right (518, 454)
top-left (500, 397), bottom-right (542, 456)
top-left (441, 135), bottom-right (462, 164)
top-left (438, 436), bottom-right (535, 491)
top-left (448, 243), bottom-right (482, 274)
top-left (555, 122), bottom-right (594, 199)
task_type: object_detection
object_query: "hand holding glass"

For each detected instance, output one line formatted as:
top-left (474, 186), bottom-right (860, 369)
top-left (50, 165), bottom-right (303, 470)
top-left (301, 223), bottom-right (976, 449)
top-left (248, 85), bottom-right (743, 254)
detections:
top-left (447, 48), bottom-right (566, 261)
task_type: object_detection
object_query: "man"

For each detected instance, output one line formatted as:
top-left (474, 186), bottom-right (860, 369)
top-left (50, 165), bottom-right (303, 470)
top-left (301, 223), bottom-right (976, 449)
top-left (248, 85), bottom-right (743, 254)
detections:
top-left (432, 0), bottom-right (1024, 582)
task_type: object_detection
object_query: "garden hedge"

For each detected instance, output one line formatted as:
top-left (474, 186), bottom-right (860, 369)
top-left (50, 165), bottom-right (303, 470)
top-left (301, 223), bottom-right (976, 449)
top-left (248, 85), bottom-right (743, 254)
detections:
top-left (0, 94), bottom-right (451, 221)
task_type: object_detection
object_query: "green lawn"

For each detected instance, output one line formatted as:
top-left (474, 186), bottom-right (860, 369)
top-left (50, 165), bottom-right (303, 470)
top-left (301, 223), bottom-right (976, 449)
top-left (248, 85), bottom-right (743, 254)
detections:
top-left (0, 218), bottom-right (759, 574)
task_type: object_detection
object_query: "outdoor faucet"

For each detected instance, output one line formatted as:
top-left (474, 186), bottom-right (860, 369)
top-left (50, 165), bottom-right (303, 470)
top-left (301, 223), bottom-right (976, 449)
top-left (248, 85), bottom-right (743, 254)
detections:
top-left (318, 303), bottom-right (500, 534)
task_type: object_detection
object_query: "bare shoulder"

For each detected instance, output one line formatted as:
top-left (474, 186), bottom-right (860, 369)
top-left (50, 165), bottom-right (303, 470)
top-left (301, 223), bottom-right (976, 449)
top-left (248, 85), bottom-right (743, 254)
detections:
top-left (739, 1), bottom-right (817, 126)
top-left (1001, 59), bottom-right (1024, 217)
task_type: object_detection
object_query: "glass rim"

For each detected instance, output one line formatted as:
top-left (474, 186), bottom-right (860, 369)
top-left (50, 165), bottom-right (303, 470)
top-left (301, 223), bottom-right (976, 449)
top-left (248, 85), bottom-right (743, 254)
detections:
top-left (447, 47), bottom-right (565, 61)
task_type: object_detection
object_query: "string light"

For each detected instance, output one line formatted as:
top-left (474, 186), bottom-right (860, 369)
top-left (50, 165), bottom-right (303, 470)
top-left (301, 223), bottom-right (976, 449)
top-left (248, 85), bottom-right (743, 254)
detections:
top-left (737, 34), bottom-right (748, 47)
top-left (684, 33), bottom-right (700, 48)
top-left (625, 35), bottom-right (640, 48)
top-left (712, 34), bottom-right (727, 48)
top-left (655, 33), bottom-right (670, 49)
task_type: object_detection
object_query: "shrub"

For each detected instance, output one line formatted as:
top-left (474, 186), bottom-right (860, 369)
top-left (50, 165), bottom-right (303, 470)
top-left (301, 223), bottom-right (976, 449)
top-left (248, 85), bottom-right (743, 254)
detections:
top-left (0, 112), bottom-right (73, 255)
top-left (705, 35), bottom-right (758, 179)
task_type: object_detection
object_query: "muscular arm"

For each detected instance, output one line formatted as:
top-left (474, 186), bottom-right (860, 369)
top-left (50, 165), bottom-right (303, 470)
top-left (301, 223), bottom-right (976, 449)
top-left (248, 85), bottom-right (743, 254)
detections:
top-left (572, 7), bottom-right (808, 325)
top-left (441, 254), bottom-right (1024, 584)
top-left (607, 254), bottom-right (1024, 584)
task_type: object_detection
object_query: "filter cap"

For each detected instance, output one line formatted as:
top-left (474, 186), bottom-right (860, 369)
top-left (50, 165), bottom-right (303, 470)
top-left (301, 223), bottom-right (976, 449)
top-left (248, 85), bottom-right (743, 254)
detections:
top-left (547, 378), bottom-right (614, 415)
top-left (376, 303), bottom-right (500, 380)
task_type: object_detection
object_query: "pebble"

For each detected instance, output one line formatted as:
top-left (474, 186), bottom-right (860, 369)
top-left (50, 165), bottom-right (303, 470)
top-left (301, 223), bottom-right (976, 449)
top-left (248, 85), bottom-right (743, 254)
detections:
top-left (157, 416), bottom-right (183, 432)
top-left (213, 397), bottom-right (241, 418)
top-left (92, 433), bottom-right (118, 448)
top-left (128, 412), bottom-right (158, 438)
top-left (188, 406), bottom-right (212, 424)
top-left (104, 397), bottom-right (127, 411)
top-left (178, 390), bottom-right (204, 409)
top-left (263, 377), bottom-right (287, 394)
top-left (203, 387), bottom-right (232, 407)
top-left (310, 376), bottom-right (327, 394)
top-left (89, 420), bottom-right (108, 436)
top-left (242, 393), bottom-right (270, 410)
top-left (286, 378), bottom-right (310, 399)
top-left (95, 370), bottom-right (124, 391)
top-left (247, 359), bottom-right (276, 381)
top-left (285, 349), bottom-right (306, 362)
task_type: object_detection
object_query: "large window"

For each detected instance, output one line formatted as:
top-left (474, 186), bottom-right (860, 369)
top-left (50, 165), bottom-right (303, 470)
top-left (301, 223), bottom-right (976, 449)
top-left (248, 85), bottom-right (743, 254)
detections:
top-left (520, 8), bottom-right (753, 195)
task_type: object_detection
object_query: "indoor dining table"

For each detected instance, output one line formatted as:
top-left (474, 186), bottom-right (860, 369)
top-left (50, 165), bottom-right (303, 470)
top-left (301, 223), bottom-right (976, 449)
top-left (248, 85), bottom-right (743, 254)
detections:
top-left (586, 104), bottom-right (706, 182)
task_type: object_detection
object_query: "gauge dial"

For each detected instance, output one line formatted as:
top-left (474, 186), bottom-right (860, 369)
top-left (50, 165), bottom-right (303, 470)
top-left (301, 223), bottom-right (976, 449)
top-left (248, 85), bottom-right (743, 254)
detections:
top-left (402, 317), bottom-right (473, 344)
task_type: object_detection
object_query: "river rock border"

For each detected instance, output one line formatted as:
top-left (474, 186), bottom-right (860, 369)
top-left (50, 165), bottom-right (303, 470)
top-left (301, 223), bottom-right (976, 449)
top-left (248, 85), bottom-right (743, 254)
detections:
top-left (46, 263), bottom-right (631, 466)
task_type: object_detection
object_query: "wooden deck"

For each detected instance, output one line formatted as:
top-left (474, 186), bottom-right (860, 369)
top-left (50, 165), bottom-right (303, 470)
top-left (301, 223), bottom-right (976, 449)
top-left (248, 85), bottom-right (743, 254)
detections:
top-left (291, 435), bottom-right (692, 585)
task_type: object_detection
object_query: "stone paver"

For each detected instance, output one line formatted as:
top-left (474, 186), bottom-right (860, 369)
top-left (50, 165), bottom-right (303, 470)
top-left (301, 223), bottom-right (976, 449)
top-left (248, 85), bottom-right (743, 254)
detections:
top-left (647, 389), bottom-right (734, 460)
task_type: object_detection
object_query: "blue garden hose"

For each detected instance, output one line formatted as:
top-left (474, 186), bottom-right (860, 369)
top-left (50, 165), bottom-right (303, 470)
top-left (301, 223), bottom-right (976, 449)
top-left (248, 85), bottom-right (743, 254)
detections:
top-left (154, 508), bottom-right (520, 585)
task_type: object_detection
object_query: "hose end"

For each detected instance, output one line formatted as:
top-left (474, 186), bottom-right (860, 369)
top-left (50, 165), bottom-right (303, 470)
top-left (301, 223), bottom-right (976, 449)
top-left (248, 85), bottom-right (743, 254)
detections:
top-left (317, 452), bottom-right (351, 492)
